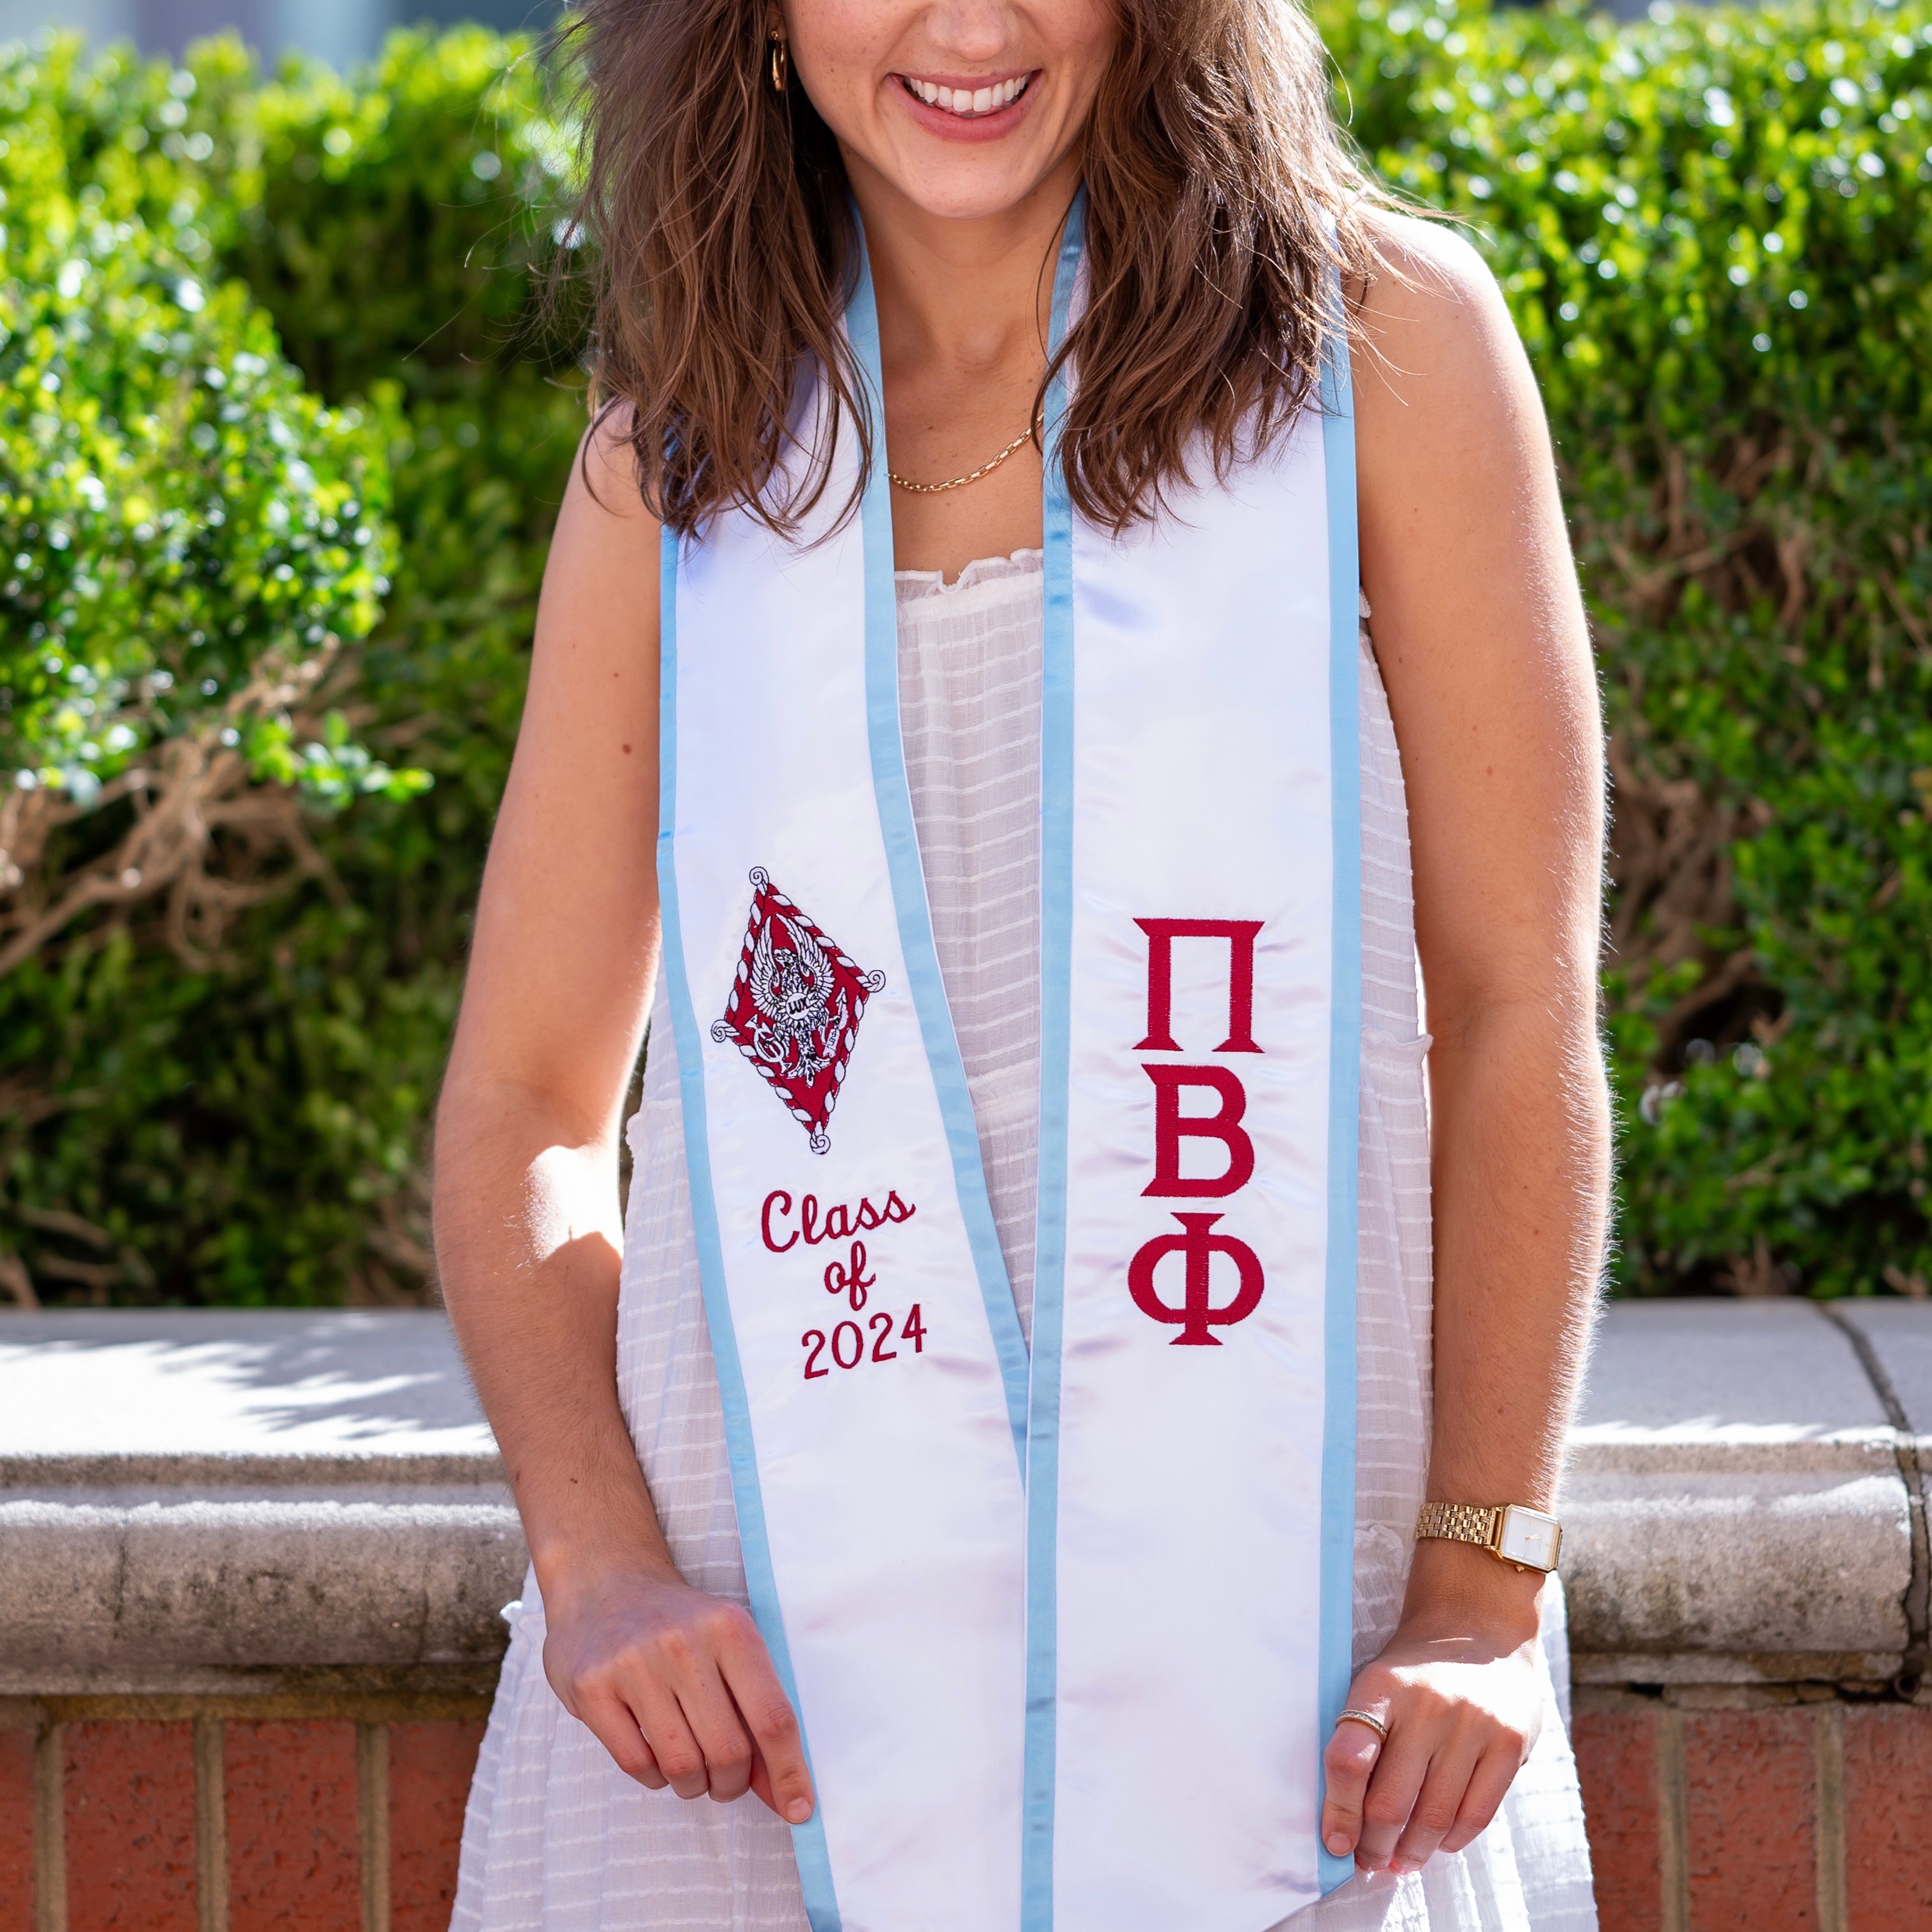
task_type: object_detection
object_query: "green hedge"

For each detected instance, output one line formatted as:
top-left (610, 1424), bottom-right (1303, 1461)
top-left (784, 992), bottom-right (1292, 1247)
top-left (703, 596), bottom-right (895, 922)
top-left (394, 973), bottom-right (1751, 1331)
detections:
top-left (1, 29), bottom-right (581, 1304)
top-left (1320, 0), bottom-right (1932, 1294)
top-left (1, 1), bottom-right (1928, 1303)
top-left (0, 115), bottom-right (399, 814)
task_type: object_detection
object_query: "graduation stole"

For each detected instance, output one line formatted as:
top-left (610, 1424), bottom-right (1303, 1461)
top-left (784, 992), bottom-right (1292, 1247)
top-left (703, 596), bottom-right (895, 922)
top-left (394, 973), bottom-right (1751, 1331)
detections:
top-left (657, 203), bottom-right (1362, 1932)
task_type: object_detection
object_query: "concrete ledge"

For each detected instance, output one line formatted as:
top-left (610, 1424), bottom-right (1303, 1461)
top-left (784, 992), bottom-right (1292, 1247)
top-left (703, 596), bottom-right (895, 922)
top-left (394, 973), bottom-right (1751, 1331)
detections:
top-left (0, 1490), bottom-right (524, 1693)
top-left (1565, 1299), bottom-right (1929, 1687)
top-left (3, 1300), bottom-right (1930, 1696)
top-left (0, 1313), bottom-right (526, 1693)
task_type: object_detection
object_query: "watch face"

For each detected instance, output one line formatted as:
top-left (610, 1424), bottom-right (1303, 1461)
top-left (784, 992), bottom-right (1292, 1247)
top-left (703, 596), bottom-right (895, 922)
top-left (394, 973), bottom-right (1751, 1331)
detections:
top-left (1496, 1507), bottom-right (1561, 1570)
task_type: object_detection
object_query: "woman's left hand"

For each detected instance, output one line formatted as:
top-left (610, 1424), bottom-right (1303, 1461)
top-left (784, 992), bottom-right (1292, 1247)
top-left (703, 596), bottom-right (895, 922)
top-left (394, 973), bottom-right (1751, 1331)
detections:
top-left (1319, 1542), bottom-right (1548, 1878)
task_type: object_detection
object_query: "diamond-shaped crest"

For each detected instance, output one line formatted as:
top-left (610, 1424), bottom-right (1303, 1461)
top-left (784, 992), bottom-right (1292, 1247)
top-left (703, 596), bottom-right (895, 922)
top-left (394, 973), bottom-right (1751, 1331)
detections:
top-left (711, 869), bottom-right (885, 1154)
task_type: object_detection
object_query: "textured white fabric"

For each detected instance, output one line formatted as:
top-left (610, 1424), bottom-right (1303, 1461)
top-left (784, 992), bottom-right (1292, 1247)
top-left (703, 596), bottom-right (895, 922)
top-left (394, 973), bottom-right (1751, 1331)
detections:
top-left (894, 552), bottom-right (1045, 1340)
top-left (452, 557), bottom-right (1597, 1932)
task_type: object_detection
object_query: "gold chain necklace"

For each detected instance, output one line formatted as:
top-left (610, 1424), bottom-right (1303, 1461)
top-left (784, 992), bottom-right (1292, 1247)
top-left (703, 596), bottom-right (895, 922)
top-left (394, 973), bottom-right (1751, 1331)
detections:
top-left (889, 419), bottom-right (1039, 495)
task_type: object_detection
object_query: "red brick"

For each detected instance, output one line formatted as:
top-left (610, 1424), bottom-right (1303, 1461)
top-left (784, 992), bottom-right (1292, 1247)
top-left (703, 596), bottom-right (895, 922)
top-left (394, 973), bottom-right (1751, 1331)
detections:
top-left (64, 1720), bottom-right (197, 1932)
top-left (1574, 1706), bottom-right (1662, 1932)
top-left (0, 1728), bottom-right (34, 1929)
top-left (390, 1720), bottom-right (485, 1932)
top-left (1843, 1704), bottom-right (1932, 1932)
top-left (1683, 1707), bottom-right (1817, 1932)
top-left (224, 1721), bottom-right (360, 1932)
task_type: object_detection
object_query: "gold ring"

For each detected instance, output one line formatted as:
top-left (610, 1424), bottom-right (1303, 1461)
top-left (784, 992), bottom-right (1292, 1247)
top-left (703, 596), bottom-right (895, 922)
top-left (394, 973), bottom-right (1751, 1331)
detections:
top-left (1335, 1709), bottom-right (1388, 1742)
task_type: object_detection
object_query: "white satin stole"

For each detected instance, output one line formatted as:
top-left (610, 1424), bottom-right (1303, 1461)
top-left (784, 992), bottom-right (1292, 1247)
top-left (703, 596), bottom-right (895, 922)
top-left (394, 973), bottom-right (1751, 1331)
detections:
top-left (656, 213), bottom-right (1362, 1932)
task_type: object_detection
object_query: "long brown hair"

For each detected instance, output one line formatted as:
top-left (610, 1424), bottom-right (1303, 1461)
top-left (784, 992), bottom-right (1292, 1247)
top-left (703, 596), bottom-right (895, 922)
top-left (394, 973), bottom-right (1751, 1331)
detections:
top-left (559, 0), bottom-right (1376, 537)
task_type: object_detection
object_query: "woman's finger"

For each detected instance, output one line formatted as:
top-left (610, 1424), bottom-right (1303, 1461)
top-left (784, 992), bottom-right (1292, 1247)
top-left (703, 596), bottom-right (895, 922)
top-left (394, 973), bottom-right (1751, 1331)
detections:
top-left (1438, 1744), bottom-right (1523, 1855)
top-left (571, 1688), bottom-right (668, 1790)
top-left (679, 1689), bottom-right (758, 1804)
top-left (1320, 1715), bottom-right (1385, 1859)
top-left (625, 1680), bottom-right (713, 1801)
top-left (717, 1609), bottom-right (817, 1824)
top-left (665, 1650), bottom-right (759, 1804)
top-left (1387, 1741), bottom-right (1482, 1874)
top-left (1354, 1729), bottom-right (1431, 1873)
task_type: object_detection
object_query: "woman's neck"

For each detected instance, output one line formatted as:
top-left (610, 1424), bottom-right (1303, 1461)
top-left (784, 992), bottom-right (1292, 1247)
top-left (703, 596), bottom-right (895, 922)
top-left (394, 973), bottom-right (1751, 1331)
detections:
top-left (848, 151), bottom-right (1078, 376)
top-left (844, 150), bottom-right (1080, 579)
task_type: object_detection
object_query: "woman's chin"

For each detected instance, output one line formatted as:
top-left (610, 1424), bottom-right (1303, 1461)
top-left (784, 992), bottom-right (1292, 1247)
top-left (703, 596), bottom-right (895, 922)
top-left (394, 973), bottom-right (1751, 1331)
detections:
top-left (857, 142), bottom-right (1073, 228)
top-left (845, 78), bottom-right (1077, 226)
top-left (900, 180), bottom-right (1051, 226)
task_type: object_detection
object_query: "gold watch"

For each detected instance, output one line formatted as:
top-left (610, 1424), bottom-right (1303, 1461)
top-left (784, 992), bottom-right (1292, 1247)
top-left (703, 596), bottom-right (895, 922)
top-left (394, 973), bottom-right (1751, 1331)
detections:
top-left (1415, 1501), bottom-right (1563, 1573)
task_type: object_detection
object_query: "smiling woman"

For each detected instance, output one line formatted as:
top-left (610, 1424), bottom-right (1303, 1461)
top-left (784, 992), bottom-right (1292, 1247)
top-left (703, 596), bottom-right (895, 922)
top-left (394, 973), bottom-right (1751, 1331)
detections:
top-left (432, 2), bottom-right (1609, 1929)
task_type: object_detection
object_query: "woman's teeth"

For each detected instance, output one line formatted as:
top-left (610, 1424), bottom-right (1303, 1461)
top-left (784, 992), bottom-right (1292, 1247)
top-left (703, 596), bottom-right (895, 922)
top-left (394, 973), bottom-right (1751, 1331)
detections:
top-left (903, 75), bottom-right (1029, 117)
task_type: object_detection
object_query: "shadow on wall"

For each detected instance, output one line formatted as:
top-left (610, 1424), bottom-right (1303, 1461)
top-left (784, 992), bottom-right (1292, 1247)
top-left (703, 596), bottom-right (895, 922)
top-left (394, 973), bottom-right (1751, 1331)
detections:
top-left (0, 0), bottom-right (561, 64)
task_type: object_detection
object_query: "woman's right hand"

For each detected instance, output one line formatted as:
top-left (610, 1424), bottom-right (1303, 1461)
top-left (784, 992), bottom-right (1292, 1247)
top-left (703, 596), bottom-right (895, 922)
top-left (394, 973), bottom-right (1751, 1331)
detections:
top-left (541, 1563), bottom-right (816, 1824)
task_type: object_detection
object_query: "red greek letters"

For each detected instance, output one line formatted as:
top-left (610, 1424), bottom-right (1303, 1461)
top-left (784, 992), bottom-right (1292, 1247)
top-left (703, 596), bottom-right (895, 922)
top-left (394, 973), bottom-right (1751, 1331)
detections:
top-left (760, 1188), bottom-right (916, 1253)
top-left (1133, 918), bottom-right (1262, 1054)
top-left (1130, 917), bottom-right (1266, 1343)
top-left (1128, 1214), bottom-right (1266, 1346)
top-left (1142, 1065), bottom-right (1255, 1198)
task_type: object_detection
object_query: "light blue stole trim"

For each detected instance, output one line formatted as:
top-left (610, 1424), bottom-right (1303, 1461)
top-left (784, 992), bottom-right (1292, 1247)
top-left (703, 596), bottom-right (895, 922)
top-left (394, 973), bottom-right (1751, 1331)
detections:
top-left (1021, 189), bottom-right (1087, 1932)
top-left (844, 240), bottom-right (1032, 1465)
top-left (1316, 318), bottom-right (1364, 1899)
top-left (656, 528), bottom-right (843, 1932)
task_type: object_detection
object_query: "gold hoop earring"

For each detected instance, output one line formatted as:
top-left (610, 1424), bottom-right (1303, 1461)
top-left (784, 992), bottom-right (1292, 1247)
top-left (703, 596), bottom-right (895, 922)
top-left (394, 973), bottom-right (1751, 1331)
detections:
top-left (768, 33), bottom-right (788, 94)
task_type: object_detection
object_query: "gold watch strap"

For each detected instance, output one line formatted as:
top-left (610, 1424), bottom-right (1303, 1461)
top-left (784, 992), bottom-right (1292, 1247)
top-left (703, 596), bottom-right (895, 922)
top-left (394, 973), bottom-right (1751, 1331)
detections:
top-left (1414, 1501), bottom-right (1501, 1550)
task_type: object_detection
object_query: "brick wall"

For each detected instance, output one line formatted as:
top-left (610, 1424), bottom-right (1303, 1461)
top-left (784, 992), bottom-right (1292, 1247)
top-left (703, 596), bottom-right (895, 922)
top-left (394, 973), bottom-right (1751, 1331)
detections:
top-left (1575, 1688), bottom-right (1932, 1932)
top-left (0, 1694), bottom-right (485, 1932)
top-left (7, 1683), bottom-right (1932, 1929)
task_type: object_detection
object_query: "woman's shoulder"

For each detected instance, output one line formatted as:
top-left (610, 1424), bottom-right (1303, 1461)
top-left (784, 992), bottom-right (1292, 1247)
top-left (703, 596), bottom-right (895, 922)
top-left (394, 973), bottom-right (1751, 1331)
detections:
top-left (1345, 205), bottom-right (1547, 492)
top-left (1355, 205), bottom-right (1495, 299)
top-left (1349, 206), bottom-right (1521, 392)
top-left (566, 402), bottom-right (660, 536)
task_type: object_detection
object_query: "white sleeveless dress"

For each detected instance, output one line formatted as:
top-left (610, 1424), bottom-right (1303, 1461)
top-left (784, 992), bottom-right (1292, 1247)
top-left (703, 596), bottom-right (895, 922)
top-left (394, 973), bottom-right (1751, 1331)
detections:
top-left (454, 553), bottom-right (1599, 1932)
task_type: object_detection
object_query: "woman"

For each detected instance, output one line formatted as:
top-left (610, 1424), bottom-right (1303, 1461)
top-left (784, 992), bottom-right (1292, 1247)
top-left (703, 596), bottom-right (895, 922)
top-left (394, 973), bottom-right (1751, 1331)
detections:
top-left (437, 0), bottom-right (1609, 1926)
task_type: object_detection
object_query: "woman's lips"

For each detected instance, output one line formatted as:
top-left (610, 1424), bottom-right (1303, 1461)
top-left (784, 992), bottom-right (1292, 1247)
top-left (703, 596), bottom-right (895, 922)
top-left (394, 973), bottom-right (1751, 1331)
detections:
top-left (898, 72), bottom-right (1031, 116)
top-left (892, 70), bottom-right (1038, 140)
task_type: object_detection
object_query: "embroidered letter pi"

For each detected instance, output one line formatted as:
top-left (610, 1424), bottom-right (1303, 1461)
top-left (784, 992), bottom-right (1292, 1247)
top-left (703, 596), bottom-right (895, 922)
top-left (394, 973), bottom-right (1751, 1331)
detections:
top-left (712, 870), bottom-right (885, 1155)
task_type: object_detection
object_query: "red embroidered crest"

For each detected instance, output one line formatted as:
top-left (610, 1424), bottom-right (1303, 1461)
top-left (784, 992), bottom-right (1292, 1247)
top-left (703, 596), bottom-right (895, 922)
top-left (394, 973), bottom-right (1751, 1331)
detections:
top-left (712, 869), bottom-right (886, 1154)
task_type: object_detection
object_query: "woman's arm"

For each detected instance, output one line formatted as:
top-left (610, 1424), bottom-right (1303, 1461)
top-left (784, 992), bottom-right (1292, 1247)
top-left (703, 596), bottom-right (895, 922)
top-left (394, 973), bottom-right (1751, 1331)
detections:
top-left (433, 422), bottom-right (815, 1826)
top-left (1320, 212), bottom-right (1611, 1878)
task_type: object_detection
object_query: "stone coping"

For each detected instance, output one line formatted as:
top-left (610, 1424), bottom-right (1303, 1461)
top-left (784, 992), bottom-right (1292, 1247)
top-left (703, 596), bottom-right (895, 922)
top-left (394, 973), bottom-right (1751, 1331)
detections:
top-left (2, 1301), bottom-right (1928, 1693)
top-left (1566, 1301), bottom-right (1928, 1688)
